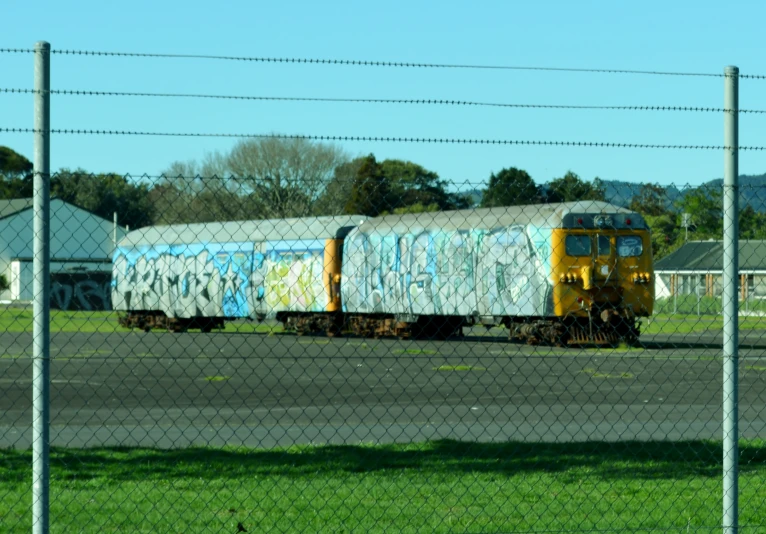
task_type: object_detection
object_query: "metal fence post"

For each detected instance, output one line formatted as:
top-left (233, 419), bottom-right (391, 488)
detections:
top-left (722, 64), bottom-right (739, 534)
top-left (32, 40), bottom-right (51, 534)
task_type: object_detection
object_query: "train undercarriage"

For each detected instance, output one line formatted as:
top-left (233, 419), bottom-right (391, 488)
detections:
top-left (281, 309), bottom-right (638, 346)
top-left (118, 309), bottom-right (640, 346)
top-left (117, 311), bottom-right (225, 333)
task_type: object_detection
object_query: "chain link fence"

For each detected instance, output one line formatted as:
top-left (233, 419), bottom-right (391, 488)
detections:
top-left (1, 164), bottom-right (765, 532)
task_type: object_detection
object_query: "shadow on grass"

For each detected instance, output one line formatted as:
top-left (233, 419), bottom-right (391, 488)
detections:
top-left (2, 440), bottom-right (765, 485)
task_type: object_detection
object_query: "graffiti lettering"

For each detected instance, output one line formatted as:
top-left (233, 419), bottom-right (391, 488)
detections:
top-left (51, 273), bottom-right (112, 311)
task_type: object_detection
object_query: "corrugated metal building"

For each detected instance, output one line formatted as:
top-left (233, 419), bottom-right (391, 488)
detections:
top-left (654, 240), bottom-right (766, 299)
top-left (0, 198), bottom-right (127, 308)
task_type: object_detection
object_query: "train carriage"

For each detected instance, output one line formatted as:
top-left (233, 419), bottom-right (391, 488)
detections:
top-left (340, 201), bottom-right (653, 344)
top-left (111, 215), bottom-right (365, 332)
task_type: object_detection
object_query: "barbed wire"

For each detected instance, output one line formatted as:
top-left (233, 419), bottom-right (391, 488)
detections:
top-left (1, 87), bottom-right (762, 114)
top-left (2, 47), bottom-right (764, 79)
top-left (0, 127), bottom-right (760, 150)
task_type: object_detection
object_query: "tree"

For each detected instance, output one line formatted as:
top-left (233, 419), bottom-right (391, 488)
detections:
top-left (158, 138), bottom-right (349, 221)
top-left (738, 204), bottom-right (766, 239)
top-left (480, 167), bottom-right (540, 208)
top-left (627, 183), bottom-right (681, 258)
top-left (378, 159), bottom-right (467, 213)
top-left (675, 187), bottom-right (722, 239)
top-left (628, 183), bottom-right (670, 217)
top-left (0, 273), bottom-right (9, 292)
top-left (544, 171), bottom-right (605, 203)
top-left (312, 156), bottom-right (365, 216)
top-left (0, 146), bottom-right (33, 199)
top-left (343, 155), bottom-right (388, 216)
top-left (226, 137), bottom-right (349, 219)
top-left (52, 169), bottom-right (155, 230)
top-left (341, 156), bottom-right (466, 217)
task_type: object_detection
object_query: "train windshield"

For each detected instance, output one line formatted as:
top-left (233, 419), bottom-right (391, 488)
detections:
top-left (597, 235), bottom-right (611, 256)
top-left (565, 235), bottom-right (591, 256)
top-left (617, 235), bottom-right (643, 257)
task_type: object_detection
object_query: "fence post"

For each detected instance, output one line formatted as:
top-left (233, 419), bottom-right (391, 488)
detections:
top-left (32, 40), bottom-right (51, 534)
top-left (722, 64), bottom-right (739, 534)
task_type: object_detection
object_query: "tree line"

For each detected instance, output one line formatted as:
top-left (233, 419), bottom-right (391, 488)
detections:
top-left (3, 141), bottom-right (766, 259)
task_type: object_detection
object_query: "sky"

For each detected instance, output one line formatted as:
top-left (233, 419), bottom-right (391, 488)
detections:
top-left (2, 0), bottom-right (766, 191)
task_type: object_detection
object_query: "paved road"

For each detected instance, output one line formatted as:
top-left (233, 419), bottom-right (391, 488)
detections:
top-left (2, 328), bottom-right (766, 448)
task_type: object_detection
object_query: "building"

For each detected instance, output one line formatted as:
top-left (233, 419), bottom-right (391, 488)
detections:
top-left (654, 240), bottom-right (766, 300)
top-left (0, 198), bottom-right (127, 309)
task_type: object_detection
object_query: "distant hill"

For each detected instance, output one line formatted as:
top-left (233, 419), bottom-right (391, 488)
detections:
top-left (453, 173), bottom-right (766, 211)
top-left (700, 172), bottom-right (766, 210)
top-left (598, 180), bottom-right (685, 208)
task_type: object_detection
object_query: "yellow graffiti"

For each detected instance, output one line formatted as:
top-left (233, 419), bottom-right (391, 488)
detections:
top-left (263, 252), bottom-right (324, 311)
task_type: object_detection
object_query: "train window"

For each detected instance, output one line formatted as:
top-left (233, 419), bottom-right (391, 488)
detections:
top-left (617, 236), bottom-right (643, 257)
top-left (598, 235), bottom-right (611, 256)
top-left (565, 235), bottom-right (591, 256)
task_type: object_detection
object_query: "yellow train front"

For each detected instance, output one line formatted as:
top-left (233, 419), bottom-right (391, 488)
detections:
top-left (548, 209), bottom-right (653, 345)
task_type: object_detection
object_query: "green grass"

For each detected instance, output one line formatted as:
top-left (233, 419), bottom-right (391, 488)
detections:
top-left (655, 295), bottom-right (766, 316)
top-left (1, 441), bottom-right (765, 533)
top-left (0, 309), bottom-right (130, 333)
top-left (580, 367), bottom-right (634, 379)
top-left (642, 314), bottom-right (766, 335)
top-left (3, 307), bottom-right (766, 341)
top-left (204, 375), bottom-right (230, 382)
top-left (433, 364), bottom-right (486, 372)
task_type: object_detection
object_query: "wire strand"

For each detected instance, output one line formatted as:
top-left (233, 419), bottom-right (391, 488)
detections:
top-left (4, 47), bottom-right (765, 79)
top-left (35, 49), bottom-right (766, 79)
top-left (1, 88), bottom-right (762, 114)
top-left (1, 127), bottom-right (760, 150)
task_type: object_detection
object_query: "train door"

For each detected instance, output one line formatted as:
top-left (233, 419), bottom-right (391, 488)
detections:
top-left (409, 232), bottom-right (435, 315)
top-left (394, 234), bottom-right (413, 315)
top-left (340, 232), bottom-right (370, 313)
top-left (248, 242), bottom-right (267, 319)
top-left (593, 233), bottom-right (617, 286)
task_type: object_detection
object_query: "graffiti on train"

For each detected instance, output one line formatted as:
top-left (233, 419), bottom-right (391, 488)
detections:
top-left (51, 272), bottom-right (112, 311)
top-left (342, 225), bottom-right (554, 317)
top-left (112, 240), bottom-right (328, 319)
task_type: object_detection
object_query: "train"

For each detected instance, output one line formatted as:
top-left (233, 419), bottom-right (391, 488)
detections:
top-left (111, 201), bottom-right (654, 345)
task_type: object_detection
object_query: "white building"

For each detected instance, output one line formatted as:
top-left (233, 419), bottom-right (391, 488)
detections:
top-left (0, 198), bottom-right (127, 309)
top-left (654, 240), bottom-right (766, 300)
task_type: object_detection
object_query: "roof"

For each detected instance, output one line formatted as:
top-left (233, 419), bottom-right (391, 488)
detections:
top-left (356, 201), bottom-right (638, 234)
top-left (0, 198), bottom-right (34, 220)
top-left (0, 198), bottom-right (127, 229)
top-left (655, 240), bottom-right (766, 271)
top-left (118, 215), bottom-right (368, 247)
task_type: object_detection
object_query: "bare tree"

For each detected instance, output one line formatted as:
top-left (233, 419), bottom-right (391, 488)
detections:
top-left (157, 138), bottom-right (349, 222)
top-left (161, 152), bottom-right (229, 195)
top-left (225, 137), bottom-right (349, 219)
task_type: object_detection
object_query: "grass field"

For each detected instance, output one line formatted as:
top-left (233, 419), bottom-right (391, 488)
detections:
top-left (2, 307), bottom-right (766, 339)
top-left (1, 440), bottom-right (765, 533)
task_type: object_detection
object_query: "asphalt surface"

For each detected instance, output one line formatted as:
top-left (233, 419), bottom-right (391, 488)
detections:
top-left (2, 327), bottom-right (766, 449)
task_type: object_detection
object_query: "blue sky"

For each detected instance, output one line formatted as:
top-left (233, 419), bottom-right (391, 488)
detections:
top-left (2, 0), bottom-right (766, 190)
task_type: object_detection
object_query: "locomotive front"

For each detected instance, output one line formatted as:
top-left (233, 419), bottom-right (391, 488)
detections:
top-left (546, 210), bottom-right (653, 344)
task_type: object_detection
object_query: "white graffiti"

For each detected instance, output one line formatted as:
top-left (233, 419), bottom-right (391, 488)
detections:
top-left (342, 225), bottom-right (553, 318)
top-left (51, 276), bottom-right (112, 311)
top-left (112, 249), bottom-right (251, 318)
